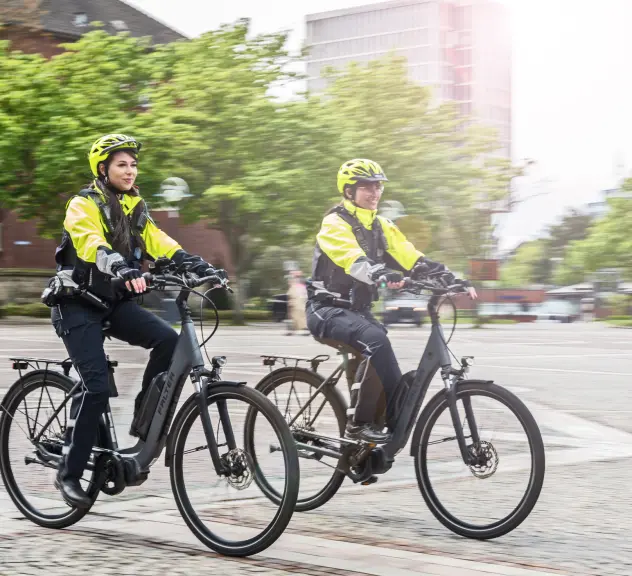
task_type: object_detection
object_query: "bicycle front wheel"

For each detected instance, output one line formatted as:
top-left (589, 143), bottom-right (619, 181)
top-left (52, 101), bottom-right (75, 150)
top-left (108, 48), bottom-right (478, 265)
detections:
top-left (169, 384), bottom-right (299, 557)
top-left (415, 381), bottom-right (545, 539)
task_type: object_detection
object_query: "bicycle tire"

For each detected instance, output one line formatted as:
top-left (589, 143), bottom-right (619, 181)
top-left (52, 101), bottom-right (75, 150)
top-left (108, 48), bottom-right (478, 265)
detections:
top-left (0, 371), bottom-right (102, 529)
top-left (245, 367), bottom-right (347, 512)
top-left (414, 381), bottom-right (545, 539)
top-left (169, 383), bottom-right (299, 557)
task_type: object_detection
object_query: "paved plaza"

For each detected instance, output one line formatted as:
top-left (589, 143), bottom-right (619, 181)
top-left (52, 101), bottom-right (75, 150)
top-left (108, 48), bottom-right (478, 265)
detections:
top-left (1, 320), bottom-right (630, 575)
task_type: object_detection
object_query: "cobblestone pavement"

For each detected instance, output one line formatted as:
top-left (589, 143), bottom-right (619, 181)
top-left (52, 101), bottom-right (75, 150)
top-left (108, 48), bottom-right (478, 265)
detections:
top-left (1, 321), bottom-right (631, 575)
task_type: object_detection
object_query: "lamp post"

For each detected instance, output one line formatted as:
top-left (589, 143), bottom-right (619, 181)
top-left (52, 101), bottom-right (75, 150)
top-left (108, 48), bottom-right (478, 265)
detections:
top-left (155, 178), bottom-right (192, 324)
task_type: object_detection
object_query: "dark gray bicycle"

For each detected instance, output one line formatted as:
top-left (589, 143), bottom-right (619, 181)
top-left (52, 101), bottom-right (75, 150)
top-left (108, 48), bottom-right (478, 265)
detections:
top-left (244, 277), bottom-right (545, 539)
top-left (0, 260), bottom-right (299, 557)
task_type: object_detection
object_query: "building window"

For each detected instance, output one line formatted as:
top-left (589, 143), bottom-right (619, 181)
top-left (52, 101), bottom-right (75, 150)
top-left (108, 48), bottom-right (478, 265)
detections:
top-left (73, 12), bottom-right (88, 27)
top-left (454, 84), bottom-right (471, 101)
top-left (111, 20), bottom-right (129, 31)
top-left (409, 64), bottom-right (428, 84)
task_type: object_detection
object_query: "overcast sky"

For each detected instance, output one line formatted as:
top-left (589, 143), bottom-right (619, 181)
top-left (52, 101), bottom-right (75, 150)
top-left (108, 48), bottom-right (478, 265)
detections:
top-left (126, 0), bottom-right (632, 250)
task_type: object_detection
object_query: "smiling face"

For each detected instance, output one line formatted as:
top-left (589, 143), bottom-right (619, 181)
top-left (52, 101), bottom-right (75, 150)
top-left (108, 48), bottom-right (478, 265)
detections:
top-left (351, 180), bottom-right (384, 210)
top-left (99, 150), bottom-right (138, 192)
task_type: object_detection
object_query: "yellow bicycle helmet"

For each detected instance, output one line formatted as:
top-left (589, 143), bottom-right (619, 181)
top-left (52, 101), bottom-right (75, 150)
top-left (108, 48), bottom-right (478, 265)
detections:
top-left (337, 158), bottom-right (388, 195)
top-left (88, 133), bottom-right (142, 177)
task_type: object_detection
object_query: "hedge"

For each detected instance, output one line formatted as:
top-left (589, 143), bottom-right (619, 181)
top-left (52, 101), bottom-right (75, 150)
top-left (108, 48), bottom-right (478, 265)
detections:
top-left (0, 303), bottom-right (51, 318)
top-left (0, 302), bottom-right (273, 323)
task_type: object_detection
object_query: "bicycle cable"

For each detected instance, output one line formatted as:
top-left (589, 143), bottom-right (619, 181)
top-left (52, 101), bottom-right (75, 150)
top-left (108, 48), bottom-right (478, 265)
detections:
top-left (159, 277), bottom-right (221, 366)
top-left (436, 293), bottom-right (463, 367)
top-left (198, 286), bottom-right (220, 365)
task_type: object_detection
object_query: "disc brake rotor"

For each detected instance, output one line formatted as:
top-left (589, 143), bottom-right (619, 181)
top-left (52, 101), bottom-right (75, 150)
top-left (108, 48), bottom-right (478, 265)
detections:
top-left (222, 448), bottom-right (254, 490)
top-left (467, 440), bottom-right (499, 479)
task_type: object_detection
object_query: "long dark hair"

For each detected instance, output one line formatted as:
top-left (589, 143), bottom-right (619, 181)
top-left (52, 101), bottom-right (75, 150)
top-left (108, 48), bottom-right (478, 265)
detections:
top-left (93, 152), bottom-right (147, 258)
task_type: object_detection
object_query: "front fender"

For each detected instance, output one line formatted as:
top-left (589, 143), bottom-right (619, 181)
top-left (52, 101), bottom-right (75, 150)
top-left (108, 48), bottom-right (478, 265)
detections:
top-left (408, 378), bottom-right (493, 457)
top-left (163, 379), bottom-right (245, 467)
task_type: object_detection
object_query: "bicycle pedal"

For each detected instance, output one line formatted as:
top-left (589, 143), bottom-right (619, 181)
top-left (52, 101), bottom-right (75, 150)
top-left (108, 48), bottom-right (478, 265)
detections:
top-left (361, 475), bottom-right (378, 486)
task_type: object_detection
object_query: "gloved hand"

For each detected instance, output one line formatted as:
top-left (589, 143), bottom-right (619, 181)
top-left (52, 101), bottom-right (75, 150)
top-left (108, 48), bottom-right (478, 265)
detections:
top-left (110, 261), bottom-right (146, 293)
top-left (411, 257), bottom-right (447, 280)
top-left (111, 264), bottom-right (142, 282)
top-left (369, 265), bottom-right (403, 284)
top-left (172, 249), bottom-right (216, 276)
top-left (203, 267), bottom-right (228, 282)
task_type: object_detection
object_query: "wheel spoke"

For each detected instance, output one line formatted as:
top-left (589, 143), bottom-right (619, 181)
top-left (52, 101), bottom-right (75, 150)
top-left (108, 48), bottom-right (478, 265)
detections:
top-left (0, 375), bottom-right (100, 528)
top-left (247, 371), bottom-right (346, 512)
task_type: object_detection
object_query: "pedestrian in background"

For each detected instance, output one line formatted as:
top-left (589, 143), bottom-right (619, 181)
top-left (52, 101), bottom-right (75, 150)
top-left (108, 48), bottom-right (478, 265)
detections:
top-left (286, 269), bottom-right (308, 335)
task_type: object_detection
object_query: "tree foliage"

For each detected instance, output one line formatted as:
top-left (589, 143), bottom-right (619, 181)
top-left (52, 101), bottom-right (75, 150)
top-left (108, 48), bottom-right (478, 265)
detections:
top-left (555, 197), bottom-right (632, 284)
top-left (499, 208), bottom-right (594, 286)
top-left (0, 22), bottom-right (518, 308)
top-left (499, 240), bottom-right (547, 287)
top-left (0, 31), bottom-right (161, 233)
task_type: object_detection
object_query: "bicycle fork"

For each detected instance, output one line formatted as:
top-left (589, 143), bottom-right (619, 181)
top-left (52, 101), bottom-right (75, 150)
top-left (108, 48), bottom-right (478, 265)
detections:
top-left (441, 369), bottom-right (481, 466)
top-left (195, 380), bottom-right (237, 476)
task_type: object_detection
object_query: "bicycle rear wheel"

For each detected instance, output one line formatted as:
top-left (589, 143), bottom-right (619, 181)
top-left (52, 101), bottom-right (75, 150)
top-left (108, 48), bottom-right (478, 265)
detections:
top-left (414, 381), bottom-right (545, 539)
top-left (0, 371), bottom-right (102, 528)
top-left (244, 367), bottom-right (347, 512)
top-left (169, 383), bottom-right (299, 557)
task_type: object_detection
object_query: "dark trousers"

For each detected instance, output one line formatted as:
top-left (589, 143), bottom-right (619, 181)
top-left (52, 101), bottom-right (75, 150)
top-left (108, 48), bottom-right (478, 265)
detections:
top-left (52, 298), bottom-right (178, 480)
top-left (306, 301), bottom-right (402, 427)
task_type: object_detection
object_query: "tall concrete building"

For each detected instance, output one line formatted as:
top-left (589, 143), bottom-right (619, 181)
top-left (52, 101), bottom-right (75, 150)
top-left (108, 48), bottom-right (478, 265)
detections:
top-left (305, 0), bottom-right (512, 159)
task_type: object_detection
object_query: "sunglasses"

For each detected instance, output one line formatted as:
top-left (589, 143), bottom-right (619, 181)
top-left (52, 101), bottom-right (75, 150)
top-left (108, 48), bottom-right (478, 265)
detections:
top-left (356, 181), bottom-right (384, 192)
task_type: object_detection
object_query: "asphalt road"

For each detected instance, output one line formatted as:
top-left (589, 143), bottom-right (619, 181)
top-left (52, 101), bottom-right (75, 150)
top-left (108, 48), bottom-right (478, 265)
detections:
top-left (0, 319), bottom-right (630, 575)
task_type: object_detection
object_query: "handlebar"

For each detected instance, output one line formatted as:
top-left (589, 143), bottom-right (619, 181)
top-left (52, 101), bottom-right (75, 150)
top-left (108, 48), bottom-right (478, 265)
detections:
top-left (324, 276), bottom-right (469, 311)
top-left (377, 275), bottom-right (469, 296)
top-left (110, 271), bottom-right (232, 294)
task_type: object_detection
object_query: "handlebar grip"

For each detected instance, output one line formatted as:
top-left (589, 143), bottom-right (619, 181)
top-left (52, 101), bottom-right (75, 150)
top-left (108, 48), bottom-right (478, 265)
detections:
top-left (110, 272), bottom-right (154, 291)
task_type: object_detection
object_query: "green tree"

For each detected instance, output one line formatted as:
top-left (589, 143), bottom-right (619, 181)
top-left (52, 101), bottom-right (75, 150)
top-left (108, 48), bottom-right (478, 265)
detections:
top-left (547, 208), bottom-right (594, 258)
top-left (140, 21), bottom-right (335, 318)
top-left (499, 240), bottom-right (547, 286)
top-left (555, 197), bottom-right (632, 283)
top-left (0, 30), bottom-right (166, 235)
top-left (311, 54), bottom-right (518, 268)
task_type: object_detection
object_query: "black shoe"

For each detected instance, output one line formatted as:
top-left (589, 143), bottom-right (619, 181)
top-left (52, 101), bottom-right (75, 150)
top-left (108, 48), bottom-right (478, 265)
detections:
top-left (345, 422), bottom-right (392, 444)
top-left (54, 474), bottom-right (92, 509)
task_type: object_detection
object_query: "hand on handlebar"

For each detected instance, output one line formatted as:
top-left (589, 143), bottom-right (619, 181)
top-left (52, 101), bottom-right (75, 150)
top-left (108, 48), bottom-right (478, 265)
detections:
top-left (112, 265), bottom-right (147, 294)
top-left (186, 268), bottom-right (232, 292)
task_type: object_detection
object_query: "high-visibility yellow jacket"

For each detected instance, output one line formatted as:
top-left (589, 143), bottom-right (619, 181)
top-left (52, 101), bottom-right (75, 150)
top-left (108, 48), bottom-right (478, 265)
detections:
top-left (311, 199), bottom-right (424, 304)
top-left (55, 180), bottom-right (181, 299)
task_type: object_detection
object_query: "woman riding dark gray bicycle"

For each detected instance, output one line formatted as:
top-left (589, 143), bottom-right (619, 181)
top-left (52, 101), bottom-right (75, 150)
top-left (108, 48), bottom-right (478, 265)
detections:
top-left (45, 133), bottom-right (227, 509)
top-left (307, 158), bottom-right (477, 443)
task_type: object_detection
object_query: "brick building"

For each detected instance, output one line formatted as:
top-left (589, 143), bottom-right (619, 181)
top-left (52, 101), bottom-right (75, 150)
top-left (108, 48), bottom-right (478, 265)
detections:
top-left (0, 208), bottom-right (233, 275)
top-left (1, 0), bottom-right (185, 55)
top-left (1, 1), bottom-right (233, 273)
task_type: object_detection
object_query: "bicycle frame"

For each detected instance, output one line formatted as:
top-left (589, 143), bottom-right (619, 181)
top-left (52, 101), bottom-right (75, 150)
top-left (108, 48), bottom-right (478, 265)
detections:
top-left (20, 277), bottom-right (241, 482)
top-left (279, 292), bottom-right (481, 468)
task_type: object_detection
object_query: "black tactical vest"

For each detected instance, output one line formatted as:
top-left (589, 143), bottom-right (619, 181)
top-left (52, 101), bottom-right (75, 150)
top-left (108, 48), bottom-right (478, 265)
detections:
top-left (311, 205), bottom-right (389, 308)
top-left (54, 188), bottom-right (149, 300)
